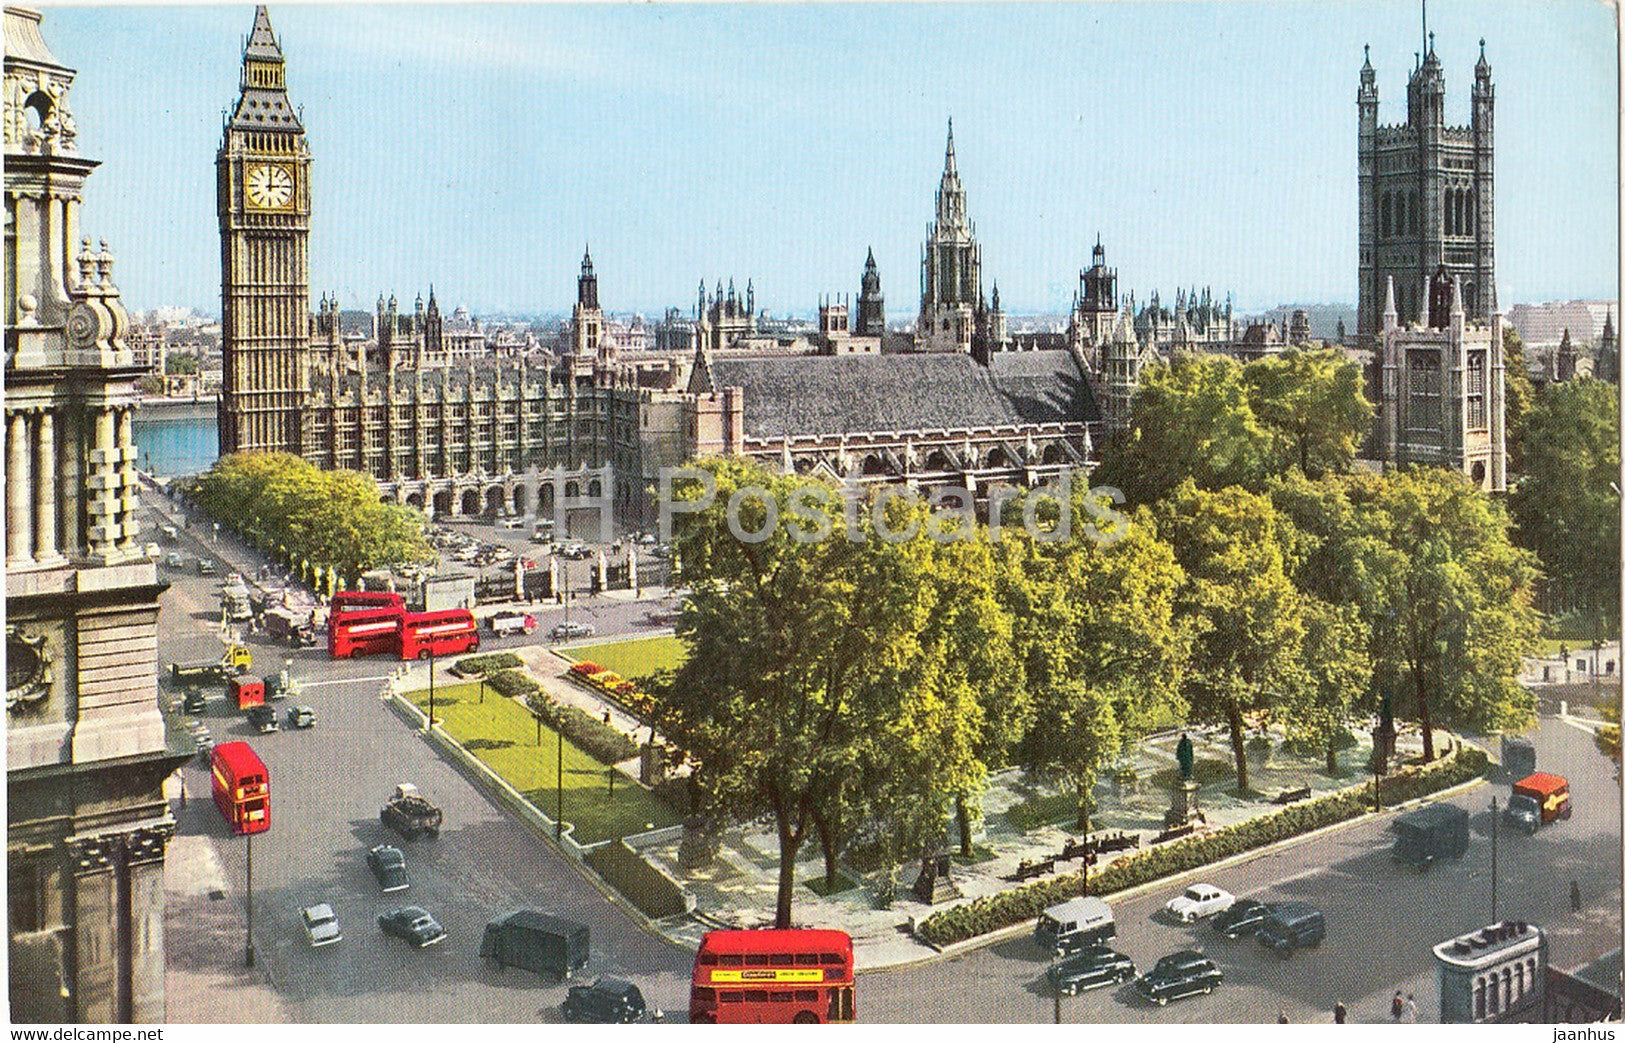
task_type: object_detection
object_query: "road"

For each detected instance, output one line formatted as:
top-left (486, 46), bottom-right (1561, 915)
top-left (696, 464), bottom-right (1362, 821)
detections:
top-left (862, 718), bottom-right (1621, 1024)
top-left (153, 500), bottom-right (695, 1023)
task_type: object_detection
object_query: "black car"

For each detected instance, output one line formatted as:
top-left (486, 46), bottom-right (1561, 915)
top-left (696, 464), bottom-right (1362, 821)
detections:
top-left (366, 844), bottom-right (411, 893)
top-left (561, 978), bottom-right (647, 1023)
top-left (1210, 898), bottom-right (1274, 939)
top-left (377, 906), bottom-right (445, 948)
top-left (285, 705), bottom-right (317, 728)
top-left (1048, 946), bottom-right (1136, 996)
top-left (181, 689), bottom-right (208, 714)
top-left (245, 704), bottom-right (278, 733)
top-left (1134, 950), bottom-right (1223, 1006)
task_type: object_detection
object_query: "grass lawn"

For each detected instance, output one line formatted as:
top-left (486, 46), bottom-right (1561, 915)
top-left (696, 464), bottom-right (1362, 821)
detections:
top-left (407, 683), bottom-right (679, 845)
top-left (1002, 791), bottom-right (1080, 831)
top-left (566, 635), bottom-right (687, 680)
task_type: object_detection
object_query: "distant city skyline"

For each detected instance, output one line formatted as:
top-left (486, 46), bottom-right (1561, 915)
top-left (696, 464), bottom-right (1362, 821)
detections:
top-left (50, 2), bottom-right (1619, 319)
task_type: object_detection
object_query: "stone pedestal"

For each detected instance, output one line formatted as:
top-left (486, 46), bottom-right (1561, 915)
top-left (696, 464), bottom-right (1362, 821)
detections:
top-left (1164, 779), bottom-right (1204, 829)
top-left (910, 853), bottom-right (961, 905)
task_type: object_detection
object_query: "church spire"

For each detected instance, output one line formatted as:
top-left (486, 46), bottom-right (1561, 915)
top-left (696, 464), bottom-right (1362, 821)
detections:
top-left (230, 6), bottom-right (301, 131)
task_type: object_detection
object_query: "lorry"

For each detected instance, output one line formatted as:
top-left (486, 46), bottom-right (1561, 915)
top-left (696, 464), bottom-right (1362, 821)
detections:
top-left (1502, 773), bottom-right (1572, 834)
top-left (220, 580), bottom-right (254, 623)
top-left (170, 645), bottom-right (252, 685)
top-left (380, 783), bottom-right (443, 840)
top-left (263, 606), bottom-right (317, 648)
top-left (1390, 803), bottom-right (1470, 869)
top-left (479, 910), bottom-right (590, 978)
top-left (1035, 896), bottom-right (1116, 955)
top-left (1501, 735), bottom-right (1537, 778)
top-left (228, 675), bottom-right (266, 711)
top-left (418, 572), bottom-right (476, 613)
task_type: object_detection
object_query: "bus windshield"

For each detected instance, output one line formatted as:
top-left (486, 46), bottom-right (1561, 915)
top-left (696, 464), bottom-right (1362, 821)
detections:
top-left (690, 929), bottom-right (855, 1024)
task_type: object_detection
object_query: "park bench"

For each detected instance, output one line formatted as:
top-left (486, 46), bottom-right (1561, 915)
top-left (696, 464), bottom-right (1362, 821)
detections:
top-left (1153, 822), bottom-right (1199, 844)
top-left (1272, 786), bottom-right (1313, 805)
top-left (1011, 856), bottom-right (1057, 882)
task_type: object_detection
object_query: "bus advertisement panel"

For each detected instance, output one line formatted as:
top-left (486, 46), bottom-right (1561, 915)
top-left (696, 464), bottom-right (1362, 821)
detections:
top-left (690, 929), bottom-right (855, 1024)
top-left (329, 607), bottom-right (402, 659)
top-left (210, 741), bottom-right (269, 835)
top-left (398, 609), bottom-right (479, 660)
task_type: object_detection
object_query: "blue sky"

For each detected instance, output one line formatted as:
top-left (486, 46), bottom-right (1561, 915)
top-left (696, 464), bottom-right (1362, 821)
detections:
top-left (43, 1), bottom-right (1619, 319)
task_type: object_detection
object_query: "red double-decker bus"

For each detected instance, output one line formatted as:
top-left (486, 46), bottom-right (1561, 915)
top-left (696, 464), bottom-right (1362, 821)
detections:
top-left (398, 609), bottom-right (479, 660)
top-left (329, 607), bottom-right (403, 659)
top-left (211, 741), bottom-right (269, 834)
top-left (689, 929), bottom-right (855, 1024)
top-left (330, 590), bottom-right (406, 617)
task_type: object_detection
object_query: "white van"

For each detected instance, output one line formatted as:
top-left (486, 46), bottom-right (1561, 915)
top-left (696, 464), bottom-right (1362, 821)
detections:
top-left (1034, 896), bottom-right (1116, 955)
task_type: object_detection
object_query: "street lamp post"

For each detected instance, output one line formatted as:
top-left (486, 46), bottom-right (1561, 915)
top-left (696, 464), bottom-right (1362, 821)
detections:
top-left (556, 718), bottom-right (564, 840)
top-left (1490, 795), bottom-right (1499, 924)
top-left (245, 832), bottom-right (255, 967)
top-left (426, 650), bottom-right (436, 733)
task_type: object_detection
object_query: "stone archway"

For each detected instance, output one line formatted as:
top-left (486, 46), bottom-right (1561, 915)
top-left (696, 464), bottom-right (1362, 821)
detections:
top-left (1042, 444), bottom-right (1066, 465)
top-left (564, 480), bottom-right (580, 499)
top-left (538, 483), bottom-right (555, 515)
top-left (924, 450), bottom-right (953, 473)
top-left (512, 485), bottom-right (529, 517)
top-left (1471, 461), bottom-right (1486, 488)
top-left (861, 454), bottom-right (887, 476)
top-left (587, 478), bottom-right (602, 498)
top-left (406, 492), bottom-right (425, 510)
top-left (986, 447), bottom-right (1014, 470)
top-left (461, 488), bottom-right (482, 516)
top-left (485, 486), bottom-right (506, 516)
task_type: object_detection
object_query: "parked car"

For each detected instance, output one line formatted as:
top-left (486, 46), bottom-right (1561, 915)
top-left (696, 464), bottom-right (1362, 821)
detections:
top-left (196, 558), bottom-right (218, 575)
top-left (1164, 883), bottom-right (1235, 923)
top-left (1134, 950), bottom-right (1223, 1006)
top-left (488, 610), bottom-right (538, 637)
top-left (378, 906), bottom-right (445, 948)
top-left (245, 703), bottom-right (279, 733)
top-left (561, 542), bottom-right (591, 560)
top-left (561, 978), bottom-right (646, 1023)
top-left (164, 552), bottom-right (186, 569)
top-left (181, 689), bottom-right (208, 714)
top-left (300, 903), bottom-right (342, 948)
top-left (285, 705), bottom-right (317, 729)
top-left (1255, 902), bottom-right (1325, 956)
top-left (1048, 946), bottom-right (1136, 995)
top-left (366, 844), bottom-right (411, 893)
top-left (497, 516), bottom-right (525, 530)
top-left (1210, 898), bottom-right (1274, 939)
top-left (144, 542), bottom-right (163, 560)
top-left (550, 621), bottom-right (596, 640)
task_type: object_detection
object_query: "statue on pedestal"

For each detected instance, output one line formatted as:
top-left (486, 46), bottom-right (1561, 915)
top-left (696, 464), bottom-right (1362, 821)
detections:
top-left (1165, 732), bottom-right (1204, 830)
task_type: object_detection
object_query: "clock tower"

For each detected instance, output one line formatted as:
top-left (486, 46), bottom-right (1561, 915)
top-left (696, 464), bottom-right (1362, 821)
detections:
top-left (217, 5), bottom-right (311, 457)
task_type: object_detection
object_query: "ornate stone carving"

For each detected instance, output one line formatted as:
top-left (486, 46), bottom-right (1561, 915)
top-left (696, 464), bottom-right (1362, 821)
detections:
top-left (6, 624), bottom-right (55, 713)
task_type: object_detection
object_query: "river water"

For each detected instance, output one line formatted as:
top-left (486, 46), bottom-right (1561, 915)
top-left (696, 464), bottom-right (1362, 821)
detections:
top-left (132, 414), bottom-right (218, 478)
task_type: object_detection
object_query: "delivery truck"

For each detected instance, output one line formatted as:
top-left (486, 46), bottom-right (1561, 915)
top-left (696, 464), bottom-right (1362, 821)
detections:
top-left (480, 910), bottom-right (590, 978)
top-left (1391, 803), bottom-right (1470, 869)
top-left (1502, 773), bottom-right (1572, 834)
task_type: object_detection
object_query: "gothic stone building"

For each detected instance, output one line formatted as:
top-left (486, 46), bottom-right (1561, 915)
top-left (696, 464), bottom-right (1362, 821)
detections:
top-left (6, 6), bottom-right (188, 1022)
top-left (1357, 37), bottom-right (1495, 349)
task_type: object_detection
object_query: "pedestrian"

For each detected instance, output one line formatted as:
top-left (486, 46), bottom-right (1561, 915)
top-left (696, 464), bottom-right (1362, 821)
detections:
top-left (1402, 993), bottom-right (1417, 1023)
top-left (1571, 879), bottom-right (1583, 912)
top-left (1391, 991), bottom-right (1404, 1021)
top-left (1277, 1011), bottom-right (1289, 1024)
top-left (1334, 1001), bottom-right (1347, 1024)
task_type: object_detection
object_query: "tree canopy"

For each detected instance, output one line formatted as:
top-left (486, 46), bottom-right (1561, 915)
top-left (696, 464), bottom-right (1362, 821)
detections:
top-left (191, 452), bottom-right (431, 583)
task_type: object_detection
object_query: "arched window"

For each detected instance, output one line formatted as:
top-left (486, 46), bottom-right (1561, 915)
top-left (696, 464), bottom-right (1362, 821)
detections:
top-left (1465, 189), bottom-right (1474, 235)
top-left (1445, 189), bottom-right (1454, 236)
top-left (1409, 191), bottom-right (1420, 234)
top-left (1382, 192), bottom-right (1392, 237)
top-left (1393, 193), bottom-right (1403, 237)
top-left (1474, 978), bottom-right (1487, 1021)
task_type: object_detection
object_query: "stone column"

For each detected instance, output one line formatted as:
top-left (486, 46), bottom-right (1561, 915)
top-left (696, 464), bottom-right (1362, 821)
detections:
top-left (125, 827), bottom-right (172, 1024)
top-left (69, 836), bottom-right (118, 1023)
top-left (8, 411), bottom-right (34, 565)
top-left (117, 407), bottom-right (136, 548)
top-left (34, 408), bottom-right (58, 562)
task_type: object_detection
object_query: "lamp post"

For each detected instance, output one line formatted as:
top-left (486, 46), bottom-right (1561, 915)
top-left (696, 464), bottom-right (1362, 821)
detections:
top-left (1490, 795), bottom-right (1499, 924)
top-left (556, 718), bottom-right (564, 840)
top-left (426, 650), bottom-right (436, 733)
top-left (245, 832), bottom-right (255, 967)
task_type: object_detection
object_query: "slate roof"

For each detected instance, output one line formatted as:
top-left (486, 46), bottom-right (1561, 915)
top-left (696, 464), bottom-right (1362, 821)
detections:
top-left (703, 350), bottom-right (1096, 439)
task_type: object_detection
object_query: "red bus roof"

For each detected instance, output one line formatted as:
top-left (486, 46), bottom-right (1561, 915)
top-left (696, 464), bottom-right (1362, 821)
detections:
top-left (403, 609), bottom-right (474, 625)
top-left (211, 740), bottom-right (267, 777)
top-left (1513, 772), bottom-right (1568, 796)
top-left (697, 929), bottom-right (853, 955)
top-left (333, 590), bottom-right (405, 610)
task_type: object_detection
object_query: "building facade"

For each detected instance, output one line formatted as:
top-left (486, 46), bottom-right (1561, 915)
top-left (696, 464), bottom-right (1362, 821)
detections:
top-left (1375, 268), bottom-right (1506, 490)
top-left (1357, 38), bottom-right (1495, 349)
top-left (5, 6), bottom-right (188, 1022)
top-left (1434, 920), bottom-right (1544, 1023)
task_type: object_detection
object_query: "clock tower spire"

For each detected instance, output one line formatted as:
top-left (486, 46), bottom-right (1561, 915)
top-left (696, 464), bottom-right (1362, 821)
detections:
top-left (218, 5), bottom-right (312, 457)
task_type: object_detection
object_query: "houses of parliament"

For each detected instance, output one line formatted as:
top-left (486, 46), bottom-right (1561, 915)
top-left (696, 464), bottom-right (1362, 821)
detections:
top-left (216, 4), bottom-right (1509, 529)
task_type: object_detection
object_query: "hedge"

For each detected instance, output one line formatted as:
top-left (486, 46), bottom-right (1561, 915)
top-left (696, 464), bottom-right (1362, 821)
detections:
top-left (486, 668), bottom-right (540, 698)
top-left (452, 652), bottom-right (524, 677)
top-left (525, 692), bottom-right (639, 765)
top-left (584, 839), bottom-right (689, 919)
top-left (916, 745), bottom-right (1487, 947)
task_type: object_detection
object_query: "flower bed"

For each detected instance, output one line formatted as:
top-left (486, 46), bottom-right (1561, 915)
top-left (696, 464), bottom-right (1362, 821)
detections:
top-left (566, 663), bottom-right (657, 719)
top-left (915, 746), bottom-right (1487, 947)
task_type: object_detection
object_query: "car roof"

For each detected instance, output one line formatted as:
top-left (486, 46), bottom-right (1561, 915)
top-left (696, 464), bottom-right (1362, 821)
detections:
top-left (304, 903), bottom-right (335, 918)
top-left (1266, 902), bottom-right (1320, 919)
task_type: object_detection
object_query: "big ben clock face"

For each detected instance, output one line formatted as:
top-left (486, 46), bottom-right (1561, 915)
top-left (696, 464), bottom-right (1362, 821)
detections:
top-left (245, 163), bottom-right (295, 209)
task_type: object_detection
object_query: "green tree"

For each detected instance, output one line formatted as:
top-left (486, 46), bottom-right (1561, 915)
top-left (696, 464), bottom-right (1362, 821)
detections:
top-left (1097, 353), bottom-right (1275, 505)
top-left (654, 459), bottom-right (977, 927)
top-left (164, 352), bottom-right (198, 375)
top-left (1014, 489), bottom-right (1189, 833)
top-left (1287, 597), bottom-right (1372, 775)
top-left (1155, 481), bottom-right (1306, 793)
top-left (1510, 379), bottom-right (1620, 658)
top-left (1244, 347), bottom-right (1375, 478)
top-left (1344, 468), bottom-right (1542, 760)
top-left (1501, 326), bottom-right (1534, 475)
